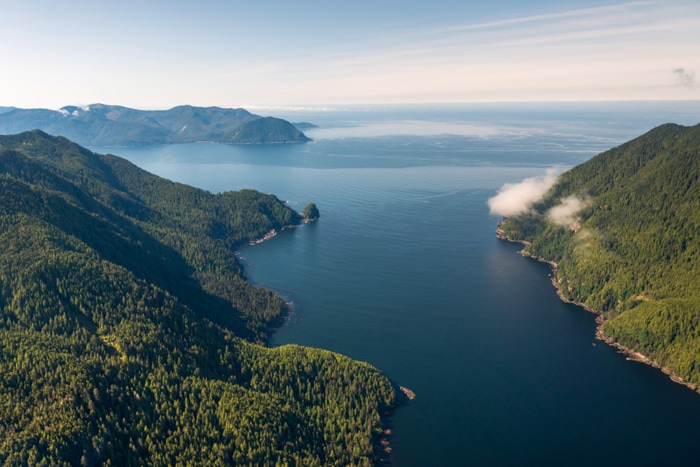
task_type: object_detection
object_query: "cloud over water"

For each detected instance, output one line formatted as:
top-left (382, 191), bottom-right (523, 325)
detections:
top-left (488, 168), bottom-right (559, 217)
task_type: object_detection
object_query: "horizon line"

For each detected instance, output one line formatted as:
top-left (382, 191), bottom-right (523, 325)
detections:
top-left (3, 98), bottom-right (700, 113)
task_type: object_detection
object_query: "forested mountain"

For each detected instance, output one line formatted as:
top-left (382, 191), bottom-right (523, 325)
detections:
top-left (226, 117), bottom-right (310, 144)
top-left (0, 130), bottom-right (394, 465)
top-left (0, 104), bottom-right (310, 146)
top-left (498, 123), bottom-right (700, 389)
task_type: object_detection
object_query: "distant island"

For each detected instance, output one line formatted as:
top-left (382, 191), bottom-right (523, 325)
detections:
top-left (497, 123), bottom-right (700, 392)
top-left (0, 104), bottom-right (311, 146)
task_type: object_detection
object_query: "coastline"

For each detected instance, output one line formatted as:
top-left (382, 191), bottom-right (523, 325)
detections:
top-left (496, 227), bottom-right (699, 395)
top-left (247, 221), bottom-right (304, 247)
top-left (247, 216), bottom-right (318, 247)
top-left (248, 228), bottom-right (279, 245)
top-left (243, 218), bottom-right (400, 463)
top-left (374, 386), bottom-right (416, 463)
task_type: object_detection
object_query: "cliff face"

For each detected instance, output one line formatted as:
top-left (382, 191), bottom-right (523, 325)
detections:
top-left (498, 123), bottom-right (700, 389)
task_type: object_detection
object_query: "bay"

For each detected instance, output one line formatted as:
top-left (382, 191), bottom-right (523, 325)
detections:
top-left (95, 102), bottom-right (700, 465)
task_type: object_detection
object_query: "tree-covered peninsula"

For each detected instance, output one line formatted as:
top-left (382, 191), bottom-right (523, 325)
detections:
top-left (0, 130), bottom-right (395, 465)
top-left (498, 123), bottom-right (700, 390)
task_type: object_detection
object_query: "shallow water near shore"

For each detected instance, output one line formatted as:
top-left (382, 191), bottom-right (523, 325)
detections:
top-left (96, 102), bottom-right (700, 465)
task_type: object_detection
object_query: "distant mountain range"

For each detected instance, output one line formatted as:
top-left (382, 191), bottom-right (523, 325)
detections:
top-left (0, 104), bottom-right (311, 146)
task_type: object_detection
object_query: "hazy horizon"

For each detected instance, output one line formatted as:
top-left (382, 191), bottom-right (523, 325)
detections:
top-left (2, 99), bottom-right (699, 114)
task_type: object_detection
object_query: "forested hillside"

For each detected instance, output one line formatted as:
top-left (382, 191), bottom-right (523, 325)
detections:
top-left (0, 131), bottom-right (395, 465)
top-left (498, 123), bottom-right (700, 389)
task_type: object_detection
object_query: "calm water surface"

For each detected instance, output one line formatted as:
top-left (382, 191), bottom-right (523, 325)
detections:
top-left (96, 102), bottom-right (700, 466)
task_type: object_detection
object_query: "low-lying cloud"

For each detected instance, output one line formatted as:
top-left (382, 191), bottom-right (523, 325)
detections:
top-left (547, 195), bottom-right (588, 228)
top-left (489, 169), bottom-right (589, 229)
top-left (488, 168), bottom-right (559, 217)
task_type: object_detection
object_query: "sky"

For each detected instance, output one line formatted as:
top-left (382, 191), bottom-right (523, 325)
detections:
top-left (1, 0), bottom-right (698, 109)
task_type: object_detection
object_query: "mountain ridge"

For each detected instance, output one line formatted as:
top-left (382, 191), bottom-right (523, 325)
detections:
top-left (0, 104), bottom-right (311, 146)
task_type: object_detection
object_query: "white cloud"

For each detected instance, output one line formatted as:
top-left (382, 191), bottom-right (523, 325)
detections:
top-left (547, 195), bottom-right (589, 228)
top-left (488, 168), bottom-right (559, 217)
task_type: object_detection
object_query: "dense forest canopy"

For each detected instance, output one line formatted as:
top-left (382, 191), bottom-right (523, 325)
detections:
top-left (498, 123), bottom-right (700, 388)
top-left (0, 130), bottom-right (395, 465)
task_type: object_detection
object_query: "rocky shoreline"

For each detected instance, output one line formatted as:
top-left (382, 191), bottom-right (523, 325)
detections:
top-left (249, 228), bottom-right (279, 245)
top-left (373, 386), bottom-right (416, 463)
top-left (496, 227), bottom-right (699, 395)
top-left (243, 218), bottom-right (400, 464)
top-left (247, 221), bottom-right (306, 247)
top-left (399, 386), bottom-right (416, 400)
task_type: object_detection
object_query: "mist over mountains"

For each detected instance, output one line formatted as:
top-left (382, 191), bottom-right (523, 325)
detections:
top-left (0, 104), bottom-right (310, 146)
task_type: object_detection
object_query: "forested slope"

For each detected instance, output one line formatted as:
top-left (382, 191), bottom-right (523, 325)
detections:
top-left (498, 123), bottom-right (700, 388)
top-left (226, 117), bottom-right (310, 144)
top-left (0, 131), bottom-right (395, 465)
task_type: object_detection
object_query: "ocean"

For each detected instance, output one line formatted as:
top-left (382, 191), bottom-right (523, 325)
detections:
top-left (94, 101), bottom-right (700, 465)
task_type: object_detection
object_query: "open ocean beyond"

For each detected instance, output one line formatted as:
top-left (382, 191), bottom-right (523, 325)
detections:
top-left (95, 102), bottom-right (700, 466)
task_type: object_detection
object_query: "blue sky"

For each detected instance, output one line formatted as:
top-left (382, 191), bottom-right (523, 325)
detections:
top-left (1, 0), bottom-right (698, 109)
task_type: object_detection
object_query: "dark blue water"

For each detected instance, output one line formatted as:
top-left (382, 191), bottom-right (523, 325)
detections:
top-left (96, 102), bottom-right (700, 466)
